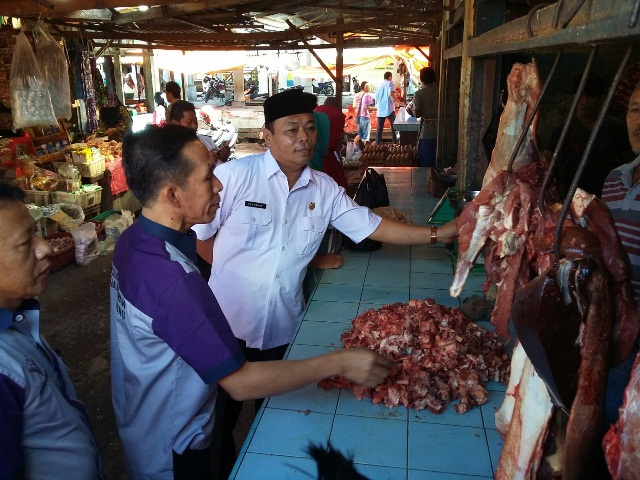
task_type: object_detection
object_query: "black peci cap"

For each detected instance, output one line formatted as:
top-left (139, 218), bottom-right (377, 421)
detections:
top-left (263, 89), bottom-right (314, 124)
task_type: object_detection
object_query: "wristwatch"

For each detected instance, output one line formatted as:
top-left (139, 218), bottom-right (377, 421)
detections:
top-left (430, 226), bottom-right (438, 244)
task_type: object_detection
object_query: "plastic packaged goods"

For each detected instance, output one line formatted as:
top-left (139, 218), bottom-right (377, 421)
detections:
top-left (34, 25), bottom-right (72, 120)
top-left (70, 222), bottom-right (98, 266)
top-left (9, 32), bottom-right (57, 128)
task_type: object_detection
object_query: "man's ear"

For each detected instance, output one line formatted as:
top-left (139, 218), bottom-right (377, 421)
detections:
top-left (263, 127), bottom-right (273, 148)
top-left (161, 182), bottom-right (182, 209)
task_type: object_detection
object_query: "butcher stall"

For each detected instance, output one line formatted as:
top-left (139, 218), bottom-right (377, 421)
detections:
top-left (230, 167), bottom-right (508, 479)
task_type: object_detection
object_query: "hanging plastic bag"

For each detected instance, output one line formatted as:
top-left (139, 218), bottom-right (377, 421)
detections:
top-left (10, 32), bottom-right (57, 128)
top-left (346, 141), bottom-right (362, 162)
top-left (34, 25), bottom-right (72, 120)
top-left (396, 106), bottom-right (408, 123)
top-left (71, 222), bottom-right (99, 266)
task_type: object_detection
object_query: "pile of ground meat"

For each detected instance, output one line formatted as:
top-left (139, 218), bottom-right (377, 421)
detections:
top-left (318, 298), bottom-right (510, 414)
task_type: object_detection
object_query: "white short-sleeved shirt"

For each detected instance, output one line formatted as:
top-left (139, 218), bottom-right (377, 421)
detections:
top-left (193, 151), bottom-right (382, 349)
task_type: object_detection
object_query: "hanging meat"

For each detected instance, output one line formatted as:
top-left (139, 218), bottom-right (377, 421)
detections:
top-left (482, 60), bottom-right (541, 188)
top-left (318, 299), bottom-right (510, 413)
top-left (603, 351), bottom-right (640, 479)
top-left (449, 52), bottom-right (638, 479)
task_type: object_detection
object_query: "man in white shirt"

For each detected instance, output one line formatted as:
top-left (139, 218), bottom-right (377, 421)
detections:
top-left (193, 88), bottom-right (456, 478)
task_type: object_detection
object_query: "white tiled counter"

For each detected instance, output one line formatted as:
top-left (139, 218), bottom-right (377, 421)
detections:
top-left (230, 168), bottom-right (506, 480)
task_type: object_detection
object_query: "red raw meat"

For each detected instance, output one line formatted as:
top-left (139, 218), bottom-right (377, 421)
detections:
top-left (318, 299), bottom-right (510, 413)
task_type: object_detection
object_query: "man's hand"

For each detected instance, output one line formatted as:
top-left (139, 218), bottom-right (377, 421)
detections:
top-left (309, 253), bottom-right (343, 270)
top-left (210, 144), bottom-right (231, 162)
top-left (335, 348), bottom-right (395, 387)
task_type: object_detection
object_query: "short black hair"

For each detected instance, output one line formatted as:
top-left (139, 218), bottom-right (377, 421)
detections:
top-left (154, 92), bottom-right (165, 107)
top-left (169, 100), bottom-right (196, 122)
top-left (420, 67), bottom-right (436, 85)
top-left (384, 71), bottom-right (392, 80)
top-left (0, 181), bottom-right (25, 209)
top-left (165, 81), bottom-right (181, 99)
top-left (122, 125), bottom-right (200, 206)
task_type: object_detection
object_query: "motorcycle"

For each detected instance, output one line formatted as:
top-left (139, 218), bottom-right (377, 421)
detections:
top-left (244, 82), bottom-right (268, 102)
top-left (352, 76), bottom-right (360, 93)
top-left (197, 105), bottom-right (239, 161)
top-left (204, 76), bottom-right (226, 103)
top-left (311, 80), bottom-right (334, 96)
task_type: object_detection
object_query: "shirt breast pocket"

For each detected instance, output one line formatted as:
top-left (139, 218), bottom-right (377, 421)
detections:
top-left (240, 208), bottom-right (272, 249)
top-left (296, 216), bottom-right (327, 256)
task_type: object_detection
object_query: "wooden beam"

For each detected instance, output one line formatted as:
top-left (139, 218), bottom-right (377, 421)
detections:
top-left (111, 0), bottom-right (244, 25)
top-left (171, 16), bottom-right (223, 33)
top-left (1, 0), bottom-right (250, 16)
top-left (335, 0), bottom-right (344, 101)
top-left (286, 19), bottom-right (337, 83)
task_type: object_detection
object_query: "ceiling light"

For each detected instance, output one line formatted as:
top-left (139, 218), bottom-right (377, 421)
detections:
top-left (138, 5), bottom-right (149, 11)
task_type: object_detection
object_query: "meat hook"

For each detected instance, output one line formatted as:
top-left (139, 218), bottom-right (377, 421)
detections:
top-left (552, 44), bottom-right (634, 258)
top-left (538, 46), bottom-right (598, 213)
top-left (506, 49), bottom-right (563, 174)
top-left (527, 2), bottom-right (553, 38)
top-left (630, 0), bottom-right (640, 28)
top-left (560, 0), bottom-right (588, 29)
top-left (552, 0), bottom-right (565, 29)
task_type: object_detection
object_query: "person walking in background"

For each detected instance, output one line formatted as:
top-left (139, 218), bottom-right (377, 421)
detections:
top-left (375, 71), bottom-right (405, 144)
top-left (0, 182), bottom-right (103, 479)
top-left (413, 66), bottom-right (439, 167)
top-left (152, 92), bottom-right (167, 126)
top-left (353, 80), bottom-right (376, 150)
top-left (164, 81), bottom-right (181, 120)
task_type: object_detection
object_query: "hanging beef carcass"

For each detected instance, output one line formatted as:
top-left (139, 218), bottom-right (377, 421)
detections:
top-left (603, 350), bottom-right (640, 479)
top-left (490, 191), bottom-right (638, 479)
top-left (482, 61), bottom-right (541, 188)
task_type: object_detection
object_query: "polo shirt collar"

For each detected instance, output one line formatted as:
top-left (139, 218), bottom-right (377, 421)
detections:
top-left (620, 155), bottom-right (640, 182)
top-left (137, 214), bottom-right (197, 263)
top-left (0, 299), bottom-right (40, 330)
top-left (264, 149), bottom-right (314, 187)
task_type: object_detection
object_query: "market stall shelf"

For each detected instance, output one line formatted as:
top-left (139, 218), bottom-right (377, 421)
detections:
top-left (230, 167), bottom-right (502, 480)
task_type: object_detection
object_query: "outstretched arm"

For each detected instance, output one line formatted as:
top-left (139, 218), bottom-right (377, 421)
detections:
top-left (219, 348), bottom-right (394, 401)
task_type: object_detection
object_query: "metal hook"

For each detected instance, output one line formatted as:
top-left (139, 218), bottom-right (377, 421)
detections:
top-left (539, 46), bottom-right (598, 213)
top-left (552, 0), bottom-right (565, 29)
top-left (526, 2), bottom-right (552, 38)
top-left (561, 0), bottom-right (588, 29)
top-left (553, 44), bottom-right (634, 257)
top-left (507, 50), bottom-right (563, 173)
top-left (630, 0), bottom-right (640, 28)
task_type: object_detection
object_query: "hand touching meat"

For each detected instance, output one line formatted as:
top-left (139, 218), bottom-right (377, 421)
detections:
top-left (335, 347), bottom-right (395, 387)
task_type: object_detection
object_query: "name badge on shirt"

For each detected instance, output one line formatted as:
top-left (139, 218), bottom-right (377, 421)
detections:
top-left (245, 201), bottom-right (267, 209)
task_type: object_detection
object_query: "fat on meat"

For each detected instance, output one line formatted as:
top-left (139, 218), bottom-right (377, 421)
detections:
top-left (317, 299), bottom-right (510, 414)
top-left (603, 350), bottom-right (640, 479)
top-left (483, 60), bottom-right (541, 188)
top-left (495, 343), bottom-right (554, 480)
top-left (450, 171), bottom-right (517, 299)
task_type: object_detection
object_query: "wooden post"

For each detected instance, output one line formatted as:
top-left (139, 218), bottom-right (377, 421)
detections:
top-left (113, 51), bottom-right (124, 104)
top-left (143, 49), bottom-right (154, 112)
top-left (335, 0), bottom-right (344, 103)
top-left (232, 67), bottom-right (244, 107)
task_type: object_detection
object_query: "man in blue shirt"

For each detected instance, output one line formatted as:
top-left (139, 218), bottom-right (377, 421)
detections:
top-left (0, 182), bottom-right (103, 479)
top-left (375, 71), bottom-right (405, 144)
top-left (111, 124), bottom-right (394, 479)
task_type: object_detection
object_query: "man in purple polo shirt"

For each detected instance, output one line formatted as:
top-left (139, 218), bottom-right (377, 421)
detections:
top-left (109, 124), bottom-right (393, 480)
